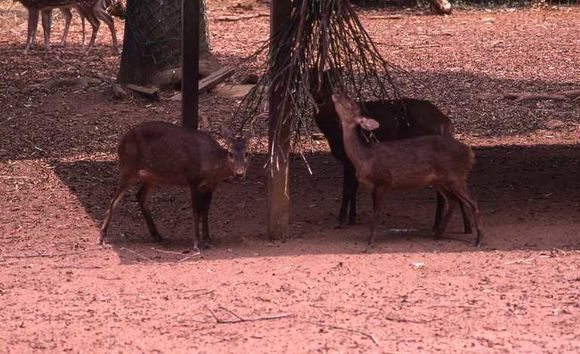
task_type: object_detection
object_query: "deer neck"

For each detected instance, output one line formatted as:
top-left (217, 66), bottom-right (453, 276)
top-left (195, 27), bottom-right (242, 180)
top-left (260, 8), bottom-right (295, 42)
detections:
top-left (215, 151), bottom-right (234, 181)
top-left (340, 121), bottom-right (370, 172)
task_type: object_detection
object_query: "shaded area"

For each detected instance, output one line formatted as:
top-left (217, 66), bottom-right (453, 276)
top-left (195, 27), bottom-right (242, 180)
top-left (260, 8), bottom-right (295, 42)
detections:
top-left (1, 68), bottom-right (579, 161)
top-left (50, 143), bottom-right (580, 264)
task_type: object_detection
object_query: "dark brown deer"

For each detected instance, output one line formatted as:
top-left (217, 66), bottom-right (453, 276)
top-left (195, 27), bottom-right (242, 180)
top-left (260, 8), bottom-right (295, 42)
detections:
top-left (18, 0), bottom-right (118, 53)
top-left (331, 93), bottom-right (483, 251)
top-left (311, 70), bottom-right (471, 234)
top-left (99, 122), bottom-right (252, 251)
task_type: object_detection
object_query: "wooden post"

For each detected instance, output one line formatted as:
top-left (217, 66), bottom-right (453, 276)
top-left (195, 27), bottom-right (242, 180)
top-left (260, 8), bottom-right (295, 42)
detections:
top-left (267, 0), bottom-right (293, 241)
top-left (182, 0), bottom-right (200, 129)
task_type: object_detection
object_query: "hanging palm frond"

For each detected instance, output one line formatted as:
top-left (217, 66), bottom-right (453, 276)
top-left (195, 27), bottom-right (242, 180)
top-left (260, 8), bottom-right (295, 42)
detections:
top-left (232, 0), bottom-right (406, 164)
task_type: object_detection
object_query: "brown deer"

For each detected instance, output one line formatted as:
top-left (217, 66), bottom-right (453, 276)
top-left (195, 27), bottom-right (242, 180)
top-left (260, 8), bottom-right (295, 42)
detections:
top-left (18, 0), bottom-right (118, 53)
top-left (99, 122), bottom-right (252, 252)
top-left (331, 93), bottom-right (483, 251)
top-left (311, 69), bottom-right (471, 234)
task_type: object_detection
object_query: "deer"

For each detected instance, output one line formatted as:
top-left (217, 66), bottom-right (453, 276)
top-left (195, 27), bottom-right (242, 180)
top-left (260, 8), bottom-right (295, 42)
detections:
top-left (331, 93), bottom-right (483, 252)
top-left (310, 69), bottom-right (471, 234)
top-left (99, 121), bottom-right (252, 252)
top-left (17, 0), bottom-right (118, 54)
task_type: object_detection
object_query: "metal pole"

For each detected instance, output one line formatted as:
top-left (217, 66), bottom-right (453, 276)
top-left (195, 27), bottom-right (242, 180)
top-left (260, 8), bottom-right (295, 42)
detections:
top-left (182, 0), bottom-right (200, 130)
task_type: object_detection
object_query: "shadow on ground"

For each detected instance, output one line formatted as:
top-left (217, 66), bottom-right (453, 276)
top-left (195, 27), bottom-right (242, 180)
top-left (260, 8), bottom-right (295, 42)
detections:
top-left (2, 68), bottom-right (579, 161)
top-left (50, 143), bottom-right (580, 264)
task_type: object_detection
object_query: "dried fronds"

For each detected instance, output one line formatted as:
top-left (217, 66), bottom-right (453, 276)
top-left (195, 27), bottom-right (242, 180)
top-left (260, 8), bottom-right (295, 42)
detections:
top-left (231, 0), bottom-right (405, 165)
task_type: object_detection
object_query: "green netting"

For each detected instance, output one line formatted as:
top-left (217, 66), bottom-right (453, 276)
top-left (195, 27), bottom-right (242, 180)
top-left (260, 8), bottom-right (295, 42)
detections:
top-left (124, 0), bottom-right (210, 69)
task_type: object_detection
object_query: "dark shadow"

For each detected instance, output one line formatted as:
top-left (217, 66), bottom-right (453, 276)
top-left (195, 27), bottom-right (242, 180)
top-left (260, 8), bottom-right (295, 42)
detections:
top-left (50, 143), bottom-right (580, 265)
top-left (1, 44), bottom-right (578, 160)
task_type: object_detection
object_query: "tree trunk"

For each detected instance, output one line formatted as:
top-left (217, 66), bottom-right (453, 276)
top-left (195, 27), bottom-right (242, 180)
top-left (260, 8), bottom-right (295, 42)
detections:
top-left (117, 0), bottom-right (220, 87)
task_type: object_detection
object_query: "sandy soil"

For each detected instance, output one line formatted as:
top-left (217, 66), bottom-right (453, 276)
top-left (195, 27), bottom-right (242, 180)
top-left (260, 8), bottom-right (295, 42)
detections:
top-left (0, 1), bottom-right (579, 353)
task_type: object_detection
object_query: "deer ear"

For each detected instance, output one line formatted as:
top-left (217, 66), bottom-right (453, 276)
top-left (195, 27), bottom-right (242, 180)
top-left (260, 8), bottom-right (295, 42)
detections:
top-left (357, 116), bottom-right (380, 131)
top-left (221, 126), bottom-right (234, 141)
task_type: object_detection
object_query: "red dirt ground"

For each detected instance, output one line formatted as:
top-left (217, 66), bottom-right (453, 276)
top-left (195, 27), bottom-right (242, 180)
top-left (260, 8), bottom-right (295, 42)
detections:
top-left (0, 1), bottom-right (579, 353)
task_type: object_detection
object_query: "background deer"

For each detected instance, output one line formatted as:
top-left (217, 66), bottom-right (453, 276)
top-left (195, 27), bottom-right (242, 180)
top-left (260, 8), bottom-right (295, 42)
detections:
top-left (99, 122), bottom-right (252, 252)
top-left (331, 93), bottom-right (483, 252)
top-left (310, 69), bottom-right (471, 233)
top-left (17, 0), bottom-right (118, 53)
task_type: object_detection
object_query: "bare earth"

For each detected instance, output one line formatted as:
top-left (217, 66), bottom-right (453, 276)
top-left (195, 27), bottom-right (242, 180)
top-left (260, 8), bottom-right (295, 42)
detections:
top-left (0, 1), bottom-right (579, 353)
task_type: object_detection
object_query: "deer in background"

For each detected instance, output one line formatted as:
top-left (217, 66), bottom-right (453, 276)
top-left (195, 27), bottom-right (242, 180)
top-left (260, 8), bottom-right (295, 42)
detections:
top-left (310, 69), bottom-right (472, 234)
top-left (99, 122), bottom-right (252, 252)
top-left (331, 93), bottom-right (483, 252)
top-left (17, 0), bottom-right (119, 54)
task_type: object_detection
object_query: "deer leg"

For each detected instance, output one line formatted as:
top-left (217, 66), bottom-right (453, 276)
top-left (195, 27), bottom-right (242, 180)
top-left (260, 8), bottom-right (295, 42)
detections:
top-left (434, 189), bottom-right (472, 235)
top-left (432, 190), bottom-right (444, 233)
top-left (190, 187), bottom-right (203, 251)
top-left (99, 179), bottom-right (130, 244)
top-left (458, 198), bottom-right (473, 234)
top-left (447, 183), bottom-right (484, 247)
top-left (432, 188), bottom-right (454, 239)
top-left (40, 9), bottom-right (52, 52)
top-left (200, 191), bottom-right (213, 246)
top-left (136, 183), bottom-right (164, 242)
top-left (79, 12), bottom-right (86, 46)
top-left (59, 8), bottom-right (73, 46)
top-left (367, 185), bottom-right (387, 253)
top-left (81, 10), bottom-right (99, 53)
top-left (93, 4), bottom-right (118, 50)
top-left (348, 173), bottom-right (359, 225)
top-left (337, 164), bottom-right (352, 227)
top-left (24, 9), bottom-right (40, 53)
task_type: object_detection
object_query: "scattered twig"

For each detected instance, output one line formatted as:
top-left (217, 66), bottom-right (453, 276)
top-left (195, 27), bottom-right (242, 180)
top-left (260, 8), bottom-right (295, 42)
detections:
top-left (366, 15), bottom-right (404, 20)
top-left (181, 290), bottom-right (215, 299)
top-left (504, 257), bottom-right (535, 265)
top-left (209, 306), bottom-right (291, 324)
top-left (384, 314), bottom-right (446, 324)
top-left (177, 251), bottom-right (201, 262)
top-left (119, 247), bottom-right (153, 262)
top-left (150, 247), bottom-right (186, 255)
top-left (505, 89), bottom-right (580, 102)
top-left (428, 304), bottom-right (483, 309)
top-left (125, 84), bottom-right (160, 100)
top-left (180, 288), bottom-right (214, 294)
top-left (215, 13), bottom-right (269, 22)
top-left (1, 248), bottom-right (103, 259)
top-left (0, 175), bottom-right (35, 179)
top-left (305, 321), bottom-right (379, 346)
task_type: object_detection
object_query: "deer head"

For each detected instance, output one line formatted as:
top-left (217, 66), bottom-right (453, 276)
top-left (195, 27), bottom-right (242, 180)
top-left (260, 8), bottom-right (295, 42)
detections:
top-left (221, 127), bottom-right (252, 178)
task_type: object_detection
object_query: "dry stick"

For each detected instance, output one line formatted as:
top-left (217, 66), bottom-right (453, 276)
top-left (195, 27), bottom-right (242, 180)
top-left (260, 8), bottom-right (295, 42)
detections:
top-left (177, 251), bottom-right (201, 263)
top-left (428, 304), bottom-right (483, 309)
top-left (1, 248), bottom-right (104, 259)
top-left (366, 15), bottom-right (404, 20)
top-left (215, 13), bottom-right (269, 22)
top-left (209, 306), bottom-right (291, 324)
top-left (181, 290), bottom-right (215, 298)
top-left (504, 257), bottom-right (535, 265)
top-left (505, 89), bottom-right (580, 102)
top-left (384, 314), bottom-right (447, 324)
top-left (119, 247), bottom-right (153, 262)
top-left (150, 247), bottom-right (186, 255)
top-left (305, 321), bottom-right (379, 346)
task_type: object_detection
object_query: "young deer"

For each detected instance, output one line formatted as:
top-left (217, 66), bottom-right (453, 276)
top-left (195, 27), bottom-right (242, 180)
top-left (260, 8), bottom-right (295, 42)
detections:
top-left (18, 0), bottom-right (118, 53)
top-left (311, 69), bottom-right (471, 233)
top-left (331, 93), bottom-right (483, 251)
top-left (99, 122), bottom-right (252, 251)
